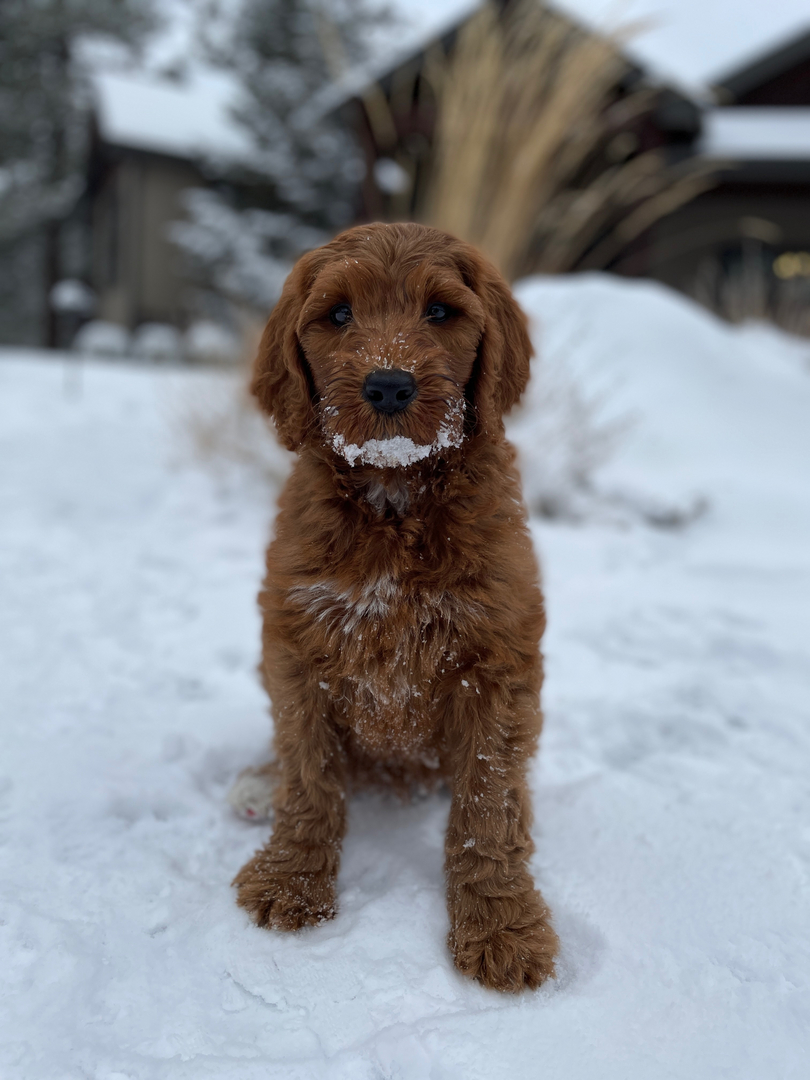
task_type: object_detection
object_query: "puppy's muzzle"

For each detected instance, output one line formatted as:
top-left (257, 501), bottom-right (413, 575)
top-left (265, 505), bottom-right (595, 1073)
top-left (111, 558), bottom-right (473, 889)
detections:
top-left (362, 369), bottom-right (417, 414)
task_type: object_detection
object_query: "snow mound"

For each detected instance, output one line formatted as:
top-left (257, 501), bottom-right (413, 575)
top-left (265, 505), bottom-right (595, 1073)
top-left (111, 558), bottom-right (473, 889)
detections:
top-left (184, 319), bottom-right (240, 366)
top-left (132, 322), bottom-right (184, 364)
top-left (511, 272), bottom-right (810, 531)
top-left (50, 278), bottom-right (95, 315)
top-left (72, 319), bottom-right (130, 359)
top-left (1, 273), bottom-right (809, 1078)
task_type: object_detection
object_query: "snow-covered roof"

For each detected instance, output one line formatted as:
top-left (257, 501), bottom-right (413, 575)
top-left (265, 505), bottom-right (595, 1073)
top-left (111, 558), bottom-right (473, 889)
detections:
top-left (301, 0), bottom-right (477, 124)
top-left (385, 1), bottom-right (810, 99)
top-left (92, 68), bottom-right (250, 162)
top-left (315, 0), bottom-right (810, 121)
top-left (90, 1), bottom-right (810, 162)
top-left (549, 1), bottom-right (810, 95)
top-left (697, 107), bottom-right (810, 161)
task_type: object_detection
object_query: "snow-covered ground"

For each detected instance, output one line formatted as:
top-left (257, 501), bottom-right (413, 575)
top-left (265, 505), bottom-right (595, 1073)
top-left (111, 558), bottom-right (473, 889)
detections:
top-left (1, 276), bottom-right (809, 1079)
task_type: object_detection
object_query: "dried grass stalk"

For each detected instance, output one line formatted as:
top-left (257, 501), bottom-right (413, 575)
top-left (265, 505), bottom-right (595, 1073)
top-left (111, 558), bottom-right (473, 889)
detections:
top-left (422, 0), bottom-right (715, 280)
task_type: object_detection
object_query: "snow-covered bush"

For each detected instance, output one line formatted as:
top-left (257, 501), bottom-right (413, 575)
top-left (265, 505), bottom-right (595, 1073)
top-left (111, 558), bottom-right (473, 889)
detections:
top-left (183, 320), bottom-right (240, 366)
top-left (132, 323), bottom-right (183, 364)
top-left (73, 319), bottom-right (130, 359)
top-left (49, 278), bottom-right (96, 316)
top-left (509, 273), bottom-right (724, 528)
top-left (507, 332), bottom-right (627, 520)
top-left (171, 0), bottom-right (383, 316)
top-left (208, 0), bottom-right (372, 226)
top-left (172, 189), bottom-right (324, 314)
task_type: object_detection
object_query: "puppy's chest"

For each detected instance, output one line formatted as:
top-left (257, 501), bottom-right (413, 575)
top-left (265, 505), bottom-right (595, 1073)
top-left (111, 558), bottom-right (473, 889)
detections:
top-left (287, 573), bottom-right (476, 755)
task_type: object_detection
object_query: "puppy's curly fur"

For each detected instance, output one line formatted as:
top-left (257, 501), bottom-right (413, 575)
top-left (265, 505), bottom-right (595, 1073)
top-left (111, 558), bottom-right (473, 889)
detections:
top-left (233, 222), bottom-right (558, 991)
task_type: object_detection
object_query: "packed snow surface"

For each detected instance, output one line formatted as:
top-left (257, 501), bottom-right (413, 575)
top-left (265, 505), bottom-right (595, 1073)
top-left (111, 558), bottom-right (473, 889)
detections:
top-left (2, 275), bottom-right (810, 1078)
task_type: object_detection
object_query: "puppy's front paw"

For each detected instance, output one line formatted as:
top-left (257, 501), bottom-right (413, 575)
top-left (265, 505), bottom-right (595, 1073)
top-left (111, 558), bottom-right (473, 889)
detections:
top-left (232, 852), bottom-right (337, 931)
top-left (449, 891), bottom-right (558, 992)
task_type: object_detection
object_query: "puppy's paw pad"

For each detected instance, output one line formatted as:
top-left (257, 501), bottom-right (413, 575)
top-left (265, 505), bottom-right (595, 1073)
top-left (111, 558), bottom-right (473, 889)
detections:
top-left (452, 919), bottom-right (559, 992)
top-left (228, 770), bottom-right (275, 822)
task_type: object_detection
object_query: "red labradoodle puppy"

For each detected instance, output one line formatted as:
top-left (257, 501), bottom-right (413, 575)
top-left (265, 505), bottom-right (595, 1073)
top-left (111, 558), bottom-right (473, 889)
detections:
top-left (231, 221), bottom-right (558, 991)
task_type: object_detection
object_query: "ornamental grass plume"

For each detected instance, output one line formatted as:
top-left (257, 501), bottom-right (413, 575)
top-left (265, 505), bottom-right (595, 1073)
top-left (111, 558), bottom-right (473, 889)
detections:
top-left (421, 0), bottom-right (714, 281)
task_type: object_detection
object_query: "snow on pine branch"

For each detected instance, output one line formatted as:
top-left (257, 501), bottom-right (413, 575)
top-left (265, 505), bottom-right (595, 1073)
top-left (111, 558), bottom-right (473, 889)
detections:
top-left (168, 1), bottom-right (383, 313)
top-left (171, 189), bottom-right (326, 312)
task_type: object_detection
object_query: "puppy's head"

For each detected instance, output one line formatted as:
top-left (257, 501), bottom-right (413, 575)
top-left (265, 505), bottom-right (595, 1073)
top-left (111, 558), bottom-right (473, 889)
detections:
top-left (251, 223), bottom-right (532, 464)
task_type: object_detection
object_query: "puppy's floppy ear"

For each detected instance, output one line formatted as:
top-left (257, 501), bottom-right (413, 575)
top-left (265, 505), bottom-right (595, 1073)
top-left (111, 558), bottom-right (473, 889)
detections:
top-left (250, 251), bottom-right (320, 451)
top-left (460, 246), bottom-right (534, 432)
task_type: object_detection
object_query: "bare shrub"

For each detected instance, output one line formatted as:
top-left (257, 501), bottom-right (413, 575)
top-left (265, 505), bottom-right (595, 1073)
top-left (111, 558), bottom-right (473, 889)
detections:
top-left (509, 337), bottom-right (708, 529)
top-left (168, 319), bottom-right (293, 491)
top-left (506, 324), bottom-right (629, 519)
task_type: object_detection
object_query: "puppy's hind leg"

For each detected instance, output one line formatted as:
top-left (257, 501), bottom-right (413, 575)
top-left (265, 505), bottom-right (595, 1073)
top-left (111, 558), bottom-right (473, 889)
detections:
top-left (228, 761), bottom-right (277, 822)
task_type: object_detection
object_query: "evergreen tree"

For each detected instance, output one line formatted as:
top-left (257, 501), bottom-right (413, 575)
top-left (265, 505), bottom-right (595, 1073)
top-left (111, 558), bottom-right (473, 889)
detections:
top-left (0, 0), bottom-right (153, 344)
top-left (225, 0), bottom-right (371, 226)
top-left (174, 0), bottom-right (384, 315)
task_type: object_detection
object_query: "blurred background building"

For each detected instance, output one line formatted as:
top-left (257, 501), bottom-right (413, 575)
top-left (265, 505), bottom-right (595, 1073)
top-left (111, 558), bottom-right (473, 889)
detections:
top-left (1, 0), bottom-right (809, 356)
top-left (88, 68), bottom-right (249, 331)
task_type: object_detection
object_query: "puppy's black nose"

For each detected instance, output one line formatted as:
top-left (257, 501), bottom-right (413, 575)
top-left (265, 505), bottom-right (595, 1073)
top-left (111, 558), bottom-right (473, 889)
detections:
top-left (362, 369), bottom-right (417, 414)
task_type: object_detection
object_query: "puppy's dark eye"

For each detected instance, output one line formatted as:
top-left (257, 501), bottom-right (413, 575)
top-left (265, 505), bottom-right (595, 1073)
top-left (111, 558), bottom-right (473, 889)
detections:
top-left (425, 302), bottom-right (451, 324)
top-left (329, 303), bottom-right (352, 327)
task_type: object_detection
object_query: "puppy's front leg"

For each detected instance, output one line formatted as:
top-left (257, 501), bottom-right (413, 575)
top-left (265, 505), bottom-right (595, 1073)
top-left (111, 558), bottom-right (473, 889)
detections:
top-left (445, 685), bottom-right (558, 991)
top-left (233, 683), bottom-right (346, 931)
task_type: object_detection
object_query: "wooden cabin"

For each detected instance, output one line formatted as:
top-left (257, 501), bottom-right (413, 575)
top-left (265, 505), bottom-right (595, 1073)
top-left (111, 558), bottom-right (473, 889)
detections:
top-left (648, 30), bottom-right (810, 309)
top-left (87, 69), bottom-right (247, 331)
